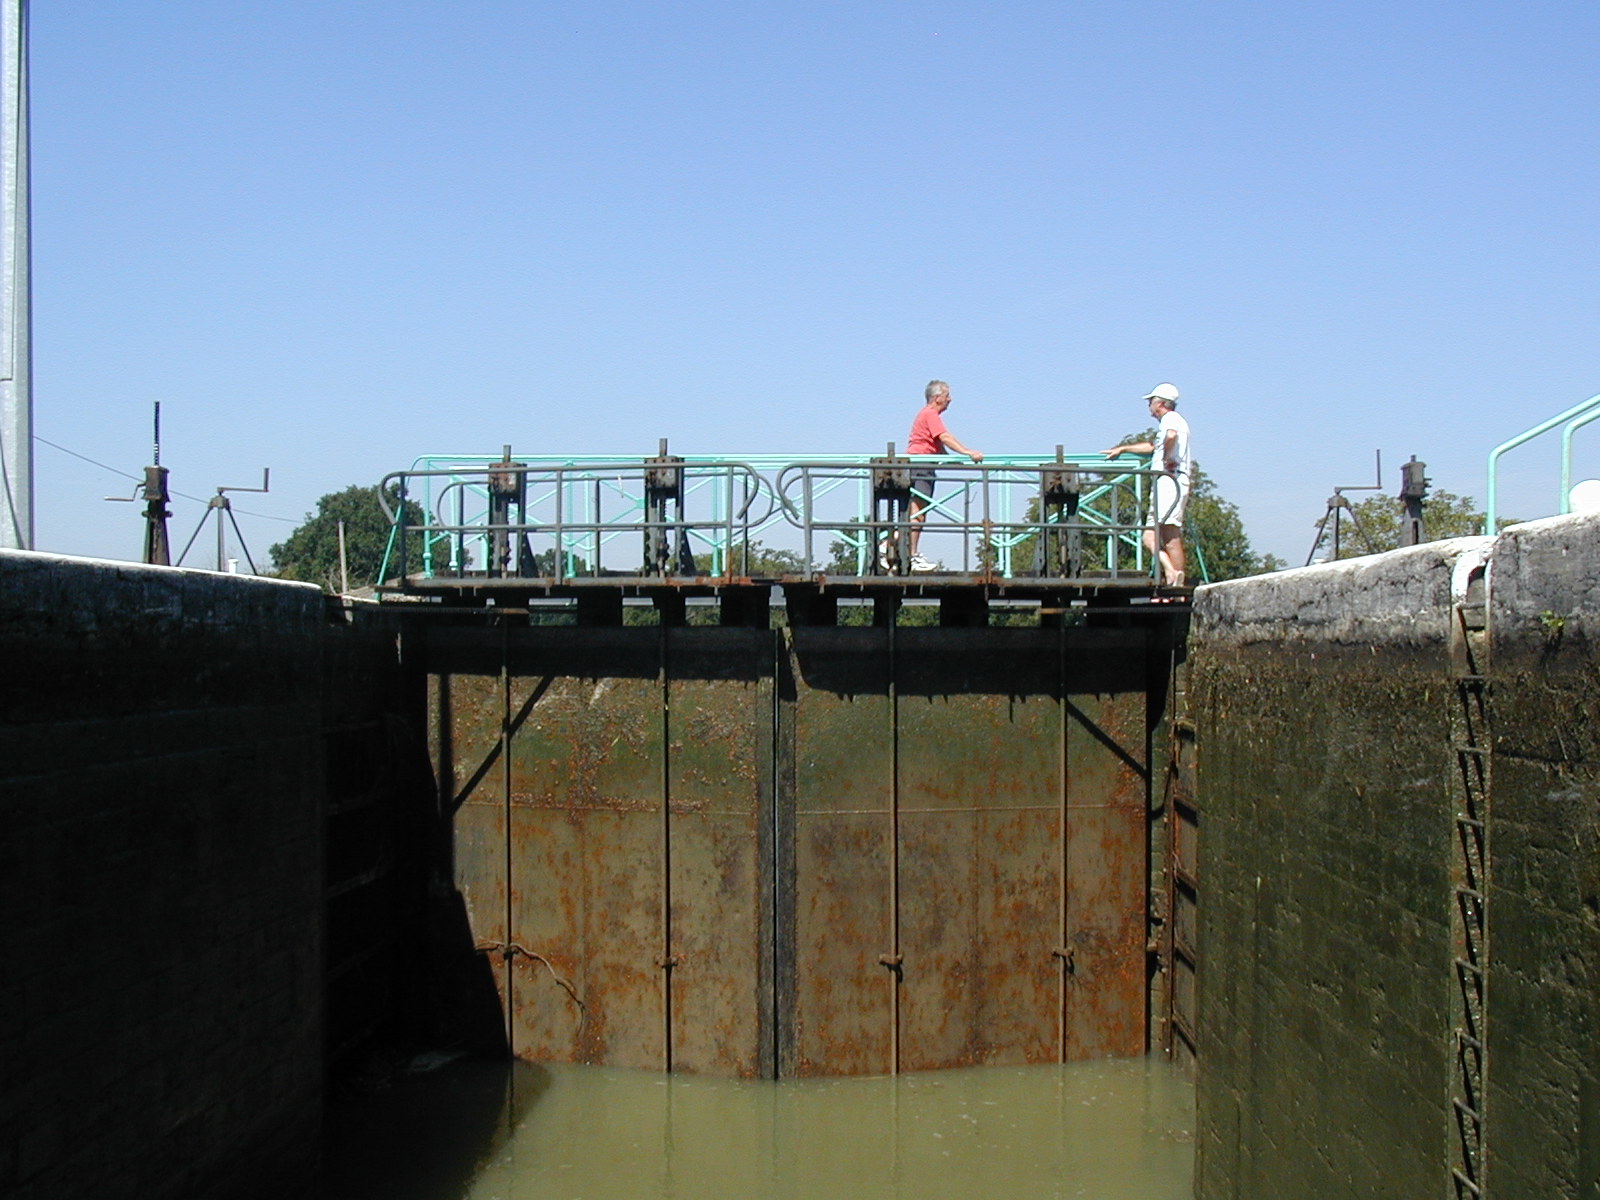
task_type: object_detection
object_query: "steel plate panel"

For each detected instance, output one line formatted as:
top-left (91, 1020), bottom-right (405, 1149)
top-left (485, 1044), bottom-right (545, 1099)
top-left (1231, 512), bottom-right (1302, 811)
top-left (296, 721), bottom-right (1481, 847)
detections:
top-left (508, 804), bottom-right (665, 1068)
top-left (895, 634), bottom-right (1063, 1070)
top-left (1062, 688), bottom-right (1147, 1059)
top-left (792, 811), bottom-right (894, 1075)
top-left (789, 629), bottom-right (894, 1076)
top-left (897, 805), bottom-right (1062, 1070)
top-left (506, 672), bottom-right (666, 1069)
top-left (665, 631), bottom-right (772, 1077)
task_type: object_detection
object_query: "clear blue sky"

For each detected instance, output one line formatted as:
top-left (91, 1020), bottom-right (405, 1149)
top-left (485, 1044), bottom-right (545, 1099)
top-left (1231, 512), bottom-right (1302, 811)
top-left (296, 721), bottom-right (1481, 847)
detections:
top-left (28, 1), bottom-right (1600, 568)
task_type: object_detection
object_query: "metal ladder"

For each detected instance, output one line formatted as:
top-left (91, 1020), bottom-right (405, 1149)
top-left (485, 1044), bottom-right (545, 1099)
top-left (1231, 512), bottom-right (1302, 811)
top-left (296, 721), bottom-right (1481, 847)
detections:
top-left (1449, 553), bottom-right (1491, 1198)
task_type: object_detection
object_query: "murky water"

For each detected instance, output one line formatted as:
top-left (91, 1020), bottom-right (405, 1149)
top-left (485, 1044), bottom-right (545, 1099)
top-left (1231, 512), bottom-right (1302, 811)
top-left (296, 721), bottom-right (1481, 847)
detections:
top-left (323, 1055), bottom-right (1193, 1200)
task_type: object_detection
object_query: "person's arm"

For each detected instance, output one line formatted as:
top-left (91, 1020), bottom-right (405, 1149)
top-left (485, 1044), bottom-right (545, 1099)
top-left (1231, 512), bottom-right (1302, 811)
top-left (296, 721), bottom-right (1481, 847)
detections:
top-left (938, 430), bottom-right (983, 462)
top-left (1160, 427), bottom-right (1180, 472)
top-left (1101, 439), bottom-right (1154, 459)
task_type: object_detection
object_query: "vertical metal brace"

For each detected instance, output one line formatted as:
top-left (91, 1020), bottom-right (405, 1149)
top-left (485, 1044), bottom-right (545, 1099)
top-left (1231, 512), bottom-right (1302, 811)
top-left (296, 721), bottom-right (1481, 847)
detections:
top-left (658, 625), bottom-right (677, 1070)
top-left (1055, 618), bottom-right (1072, 1057)
top-left (880, 615), bottom-right (902, 1072)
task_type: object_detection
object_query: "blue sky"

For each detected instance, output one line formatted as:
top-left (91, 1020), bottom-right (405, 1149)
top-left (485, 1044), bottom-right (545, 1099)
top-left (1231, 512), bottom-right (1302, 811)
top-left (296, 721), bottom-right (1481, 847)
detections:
top-left (28, 1), bottom-right (1600, 568)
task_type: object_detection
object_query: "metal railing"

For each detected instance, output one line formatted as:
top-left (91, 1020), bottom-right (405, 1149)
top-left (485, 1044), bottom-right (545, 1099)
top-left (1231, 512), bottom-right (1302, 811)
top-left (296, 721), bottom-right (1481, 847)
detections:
top-left (376, 445), bottom-right (1177, 585)
top-left (377, 448), bottom-right (780, 583)
top-left (772, 452), bottom-right (1175, 579)
top-left (1485, 391), bottom-right (1600, 534)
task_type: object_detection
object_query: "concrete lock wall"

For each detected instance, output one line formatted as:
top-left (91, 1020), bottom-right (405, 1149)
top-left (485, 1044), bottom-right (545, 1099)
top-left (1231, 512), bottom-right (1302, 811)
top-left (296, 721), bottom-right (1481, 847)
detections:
top-left (1191, 514), bottom-right (1600, 1200)
top-left (1, 551), bottom-right (331, 1200)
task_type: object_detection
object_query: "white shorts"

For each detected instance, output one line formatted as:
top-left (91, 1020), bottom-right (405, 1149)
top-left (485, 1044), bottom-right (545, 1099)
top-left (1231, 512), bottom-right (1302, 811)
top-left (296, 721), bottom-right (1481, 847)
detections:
top-left (1151, 474), bottom-right (1188, 528)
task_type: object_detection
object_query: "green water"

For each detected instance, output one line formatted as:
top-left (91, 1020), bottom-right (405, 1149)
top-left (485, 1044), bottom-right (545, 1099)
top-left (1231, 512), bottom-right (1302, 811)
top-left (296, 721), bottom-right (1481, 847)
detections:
top-left (323, 1056), bottom-right (1193, 1200)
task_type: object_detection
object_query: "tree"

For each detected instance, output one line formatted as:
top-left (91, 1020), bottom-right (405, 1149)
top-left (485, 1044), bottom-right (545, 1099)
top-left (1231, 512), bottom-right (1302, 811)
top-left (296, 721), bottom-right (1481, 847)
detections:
top-left (1187, 463), bottom-right (1280, 581)
top-left (270, 483), bottom-right (425, 591)
top-left (1315, 488), bottom-right (1488, 561)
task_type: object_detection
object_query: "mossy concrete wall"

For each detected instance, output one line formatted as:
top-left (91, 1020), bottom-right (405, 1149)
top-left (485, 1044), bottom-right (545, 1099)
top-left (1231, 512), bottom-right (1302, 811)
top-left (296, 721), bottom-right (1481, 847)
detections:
top-left (1483, 517), bottom-right (1600, 1199)
top-left (1, 551), bottom-right (331, 1200)
top-left (1191, 514), bottom-right (1600, 1199)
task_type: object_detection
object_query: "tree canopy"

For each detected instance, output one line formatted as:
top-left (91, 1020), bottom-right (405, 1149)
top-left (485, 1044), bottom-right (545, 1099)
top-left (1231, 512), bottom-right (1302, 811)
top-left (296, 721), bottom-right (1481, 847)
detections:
top-left (1313, 488), bottom-right (1487, 562)
top-left (270, 482), bottom-right (424, 591)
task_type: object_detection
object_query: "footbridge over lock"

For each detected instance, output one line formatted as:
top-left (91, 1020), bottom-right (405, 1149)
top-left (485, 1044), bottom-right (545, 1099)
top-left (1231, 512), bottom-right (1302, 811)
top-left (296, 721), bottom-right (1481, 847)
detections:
top-left (378, 445), bottom-right (1199, 1078)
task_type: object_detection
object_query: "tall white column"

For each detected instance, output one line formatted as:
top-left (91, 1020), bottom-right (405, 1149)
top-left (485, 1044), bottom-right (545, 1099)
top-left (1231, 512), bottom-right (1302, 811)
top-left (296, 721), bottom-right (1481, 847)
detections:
top-left (0, 0), bottom-right (30, 550)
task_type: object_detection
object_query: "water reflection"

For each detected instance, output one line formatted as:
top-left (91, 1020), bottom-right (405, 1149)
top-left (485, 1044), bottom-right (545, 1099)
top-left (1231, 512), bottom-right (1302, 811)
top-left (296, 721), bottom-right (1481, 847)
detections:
top-left (324, 1056), bottom-right (1193, 1200)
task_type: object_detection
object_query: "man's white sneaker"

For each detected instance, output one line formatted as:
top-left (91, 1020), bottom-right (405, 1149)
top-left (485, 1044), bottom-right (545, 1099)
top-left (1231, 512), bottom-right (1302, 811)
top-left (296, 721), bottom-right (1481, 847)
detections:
top-left (910, 554), bottom-right (938, 573)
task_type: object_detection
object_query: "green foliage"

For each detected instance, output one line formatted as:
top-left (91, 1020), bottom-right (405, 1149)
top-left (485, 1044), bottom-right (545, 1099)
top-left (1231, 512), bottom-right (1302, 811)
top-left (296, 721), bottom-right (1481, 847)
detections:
top-left (691, 537), bottom-right (808, 577)
top-left (1187, 464), bottom-right (1269, 581)
top-left (269, 482), bottom-right (424, 590)
top-left (731, 539), bottom-right (807, 576)
top-left (1319, 489), bottom-right (1486, 561)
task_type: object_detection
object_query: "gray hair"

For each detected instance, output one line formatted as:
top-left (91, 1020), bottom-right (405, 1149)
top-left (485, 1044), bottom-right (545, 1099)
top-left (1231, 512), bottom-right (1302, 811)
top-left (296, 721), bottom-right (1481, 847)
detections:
top-left (925, 380), bottom-right (950, 402)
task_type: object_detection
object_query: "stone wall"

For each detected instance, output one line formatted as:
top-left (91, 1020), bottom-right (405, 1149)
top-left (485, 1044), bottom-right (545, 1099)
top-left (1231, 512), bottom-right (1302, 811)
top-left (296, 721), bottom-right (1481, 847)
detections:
top-left (0, 551), bottom-right (328, 1200)
top-left (1191, 515), bottom-right (1600, 1200)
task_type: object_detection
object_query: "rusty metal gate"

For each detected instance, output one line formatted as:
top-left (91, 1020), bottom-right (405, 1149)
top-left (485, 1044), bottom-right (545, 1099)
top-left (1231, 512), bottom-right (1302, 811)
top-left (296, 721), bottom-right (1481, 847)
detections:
top-left (426, 619), bottom-right (1154, 1078)
top-left (782, 625), bottom-right (1150, 1075)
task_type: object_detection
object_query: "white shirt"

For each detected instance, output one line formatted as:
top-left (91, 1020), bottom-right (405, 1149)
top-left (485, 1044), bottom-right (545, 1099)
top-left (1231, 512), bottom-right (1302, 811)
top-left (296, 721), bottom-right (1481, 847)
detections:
top-left (1154, 410), bottom-right (1191, 479)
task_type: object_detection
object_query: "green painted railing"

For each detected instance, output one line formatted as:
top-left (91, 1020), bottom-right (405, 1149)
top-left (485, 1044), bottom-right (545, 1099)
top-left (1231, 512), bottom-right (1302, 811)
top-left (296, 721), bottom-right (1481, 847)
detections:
top-left (377, 449), bottom-right (1182, 585)
top-left (1486, 392), bottom-right (1600, 534)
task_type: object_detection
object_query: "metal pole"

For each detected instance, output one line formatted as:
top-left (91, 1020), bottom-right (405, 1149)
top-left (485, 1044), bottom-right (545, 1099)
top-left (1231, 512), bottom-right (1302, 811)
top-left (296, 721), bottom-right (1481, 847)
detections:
top-left (0, 0), bottom-right (30, 549)
top-left (337, 519), bottom-right (349, 593)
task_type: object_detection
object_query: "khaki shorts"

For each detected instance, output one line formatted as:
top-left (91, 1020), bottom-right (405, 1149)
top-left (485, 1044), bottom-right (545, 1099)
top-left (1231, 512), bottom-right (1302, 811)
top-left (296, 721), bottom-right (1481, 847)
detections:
top-left (1152, 474), bottom-right (1188, 528)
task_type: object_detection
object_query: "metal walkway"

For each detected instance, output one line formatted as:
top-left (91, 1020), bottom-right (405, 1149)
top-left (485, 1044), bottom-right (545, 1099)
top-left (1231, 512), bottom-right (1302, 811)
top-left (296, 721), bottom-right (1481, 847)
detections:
top-left (375, 443), bottom-right (1192, 613)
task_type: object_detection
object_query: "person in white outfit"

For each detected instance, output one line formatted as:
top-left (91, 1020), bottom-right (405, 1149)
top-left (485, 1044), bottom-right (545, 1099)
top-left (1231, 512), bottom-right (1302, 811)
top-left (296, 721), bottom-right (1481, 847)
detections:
top-left (1101, 383), bottom-right (1191, 587)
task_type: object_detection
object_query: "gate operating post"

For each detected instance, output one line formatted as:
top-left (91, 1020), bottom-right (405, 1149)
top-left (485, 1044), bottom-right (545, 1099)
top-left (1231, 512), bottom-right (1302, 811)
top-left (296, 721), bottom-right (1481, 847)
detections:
top-left (1398, 456), bottom-right (1429, 547)
top-left (870, 443), bottom-right (911, 575)
top-left (1036, 446), bottom-right (1083, 578)
top-left (486, 444), bottom-right (532, 578)
top-left (141, 465), bottom-right (171, 566)
top-left (174, 468), bottom-right (269, 573)
top-left (643, 438), bottom-right (694, 576)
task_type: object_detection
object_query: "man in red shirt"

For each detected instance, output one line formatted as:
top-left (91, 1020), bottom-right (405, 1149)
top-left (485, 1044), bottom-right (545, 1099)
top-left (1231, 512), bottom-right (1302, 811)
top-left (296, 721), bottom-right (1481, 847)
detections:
top-left (898, 380), bottom-right (983, 572)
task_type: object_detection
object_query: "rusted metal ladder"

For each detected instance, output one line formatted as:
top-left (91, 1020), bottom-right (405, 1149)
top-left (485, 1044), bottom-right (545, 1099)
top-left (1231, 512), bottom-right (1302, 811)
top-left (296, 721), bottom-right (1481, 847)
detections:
top-left (1450, 554), bottom-right (1491, 1199)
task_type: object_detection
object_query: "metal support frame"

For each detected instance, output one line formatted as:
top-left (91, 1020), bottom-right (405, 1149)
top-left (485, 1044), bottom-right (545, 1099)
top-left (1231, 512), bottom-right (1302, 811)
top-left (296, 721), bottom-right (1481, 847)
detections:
top-left (175, 468), bottom-right (270, 573)
top-left (1305, 451), bottom-right (1383, 565)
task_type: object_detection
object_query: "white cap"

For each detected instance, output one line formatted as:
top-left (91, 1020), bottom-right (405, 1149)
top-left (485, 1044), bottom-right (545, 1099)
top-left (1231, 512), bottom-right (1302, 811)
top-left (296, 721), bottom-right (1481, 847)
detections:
top-left (1143, 383), bottom-right (1180, 403)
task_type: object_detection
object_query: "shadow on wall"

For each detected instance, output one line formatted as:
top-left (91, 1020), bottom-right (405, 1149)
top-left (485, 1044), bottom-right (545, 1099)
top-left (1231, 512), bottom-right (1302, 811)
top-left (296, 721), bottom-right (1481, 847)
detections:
top-left (321, 1057), bottom-right (550, 1200)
